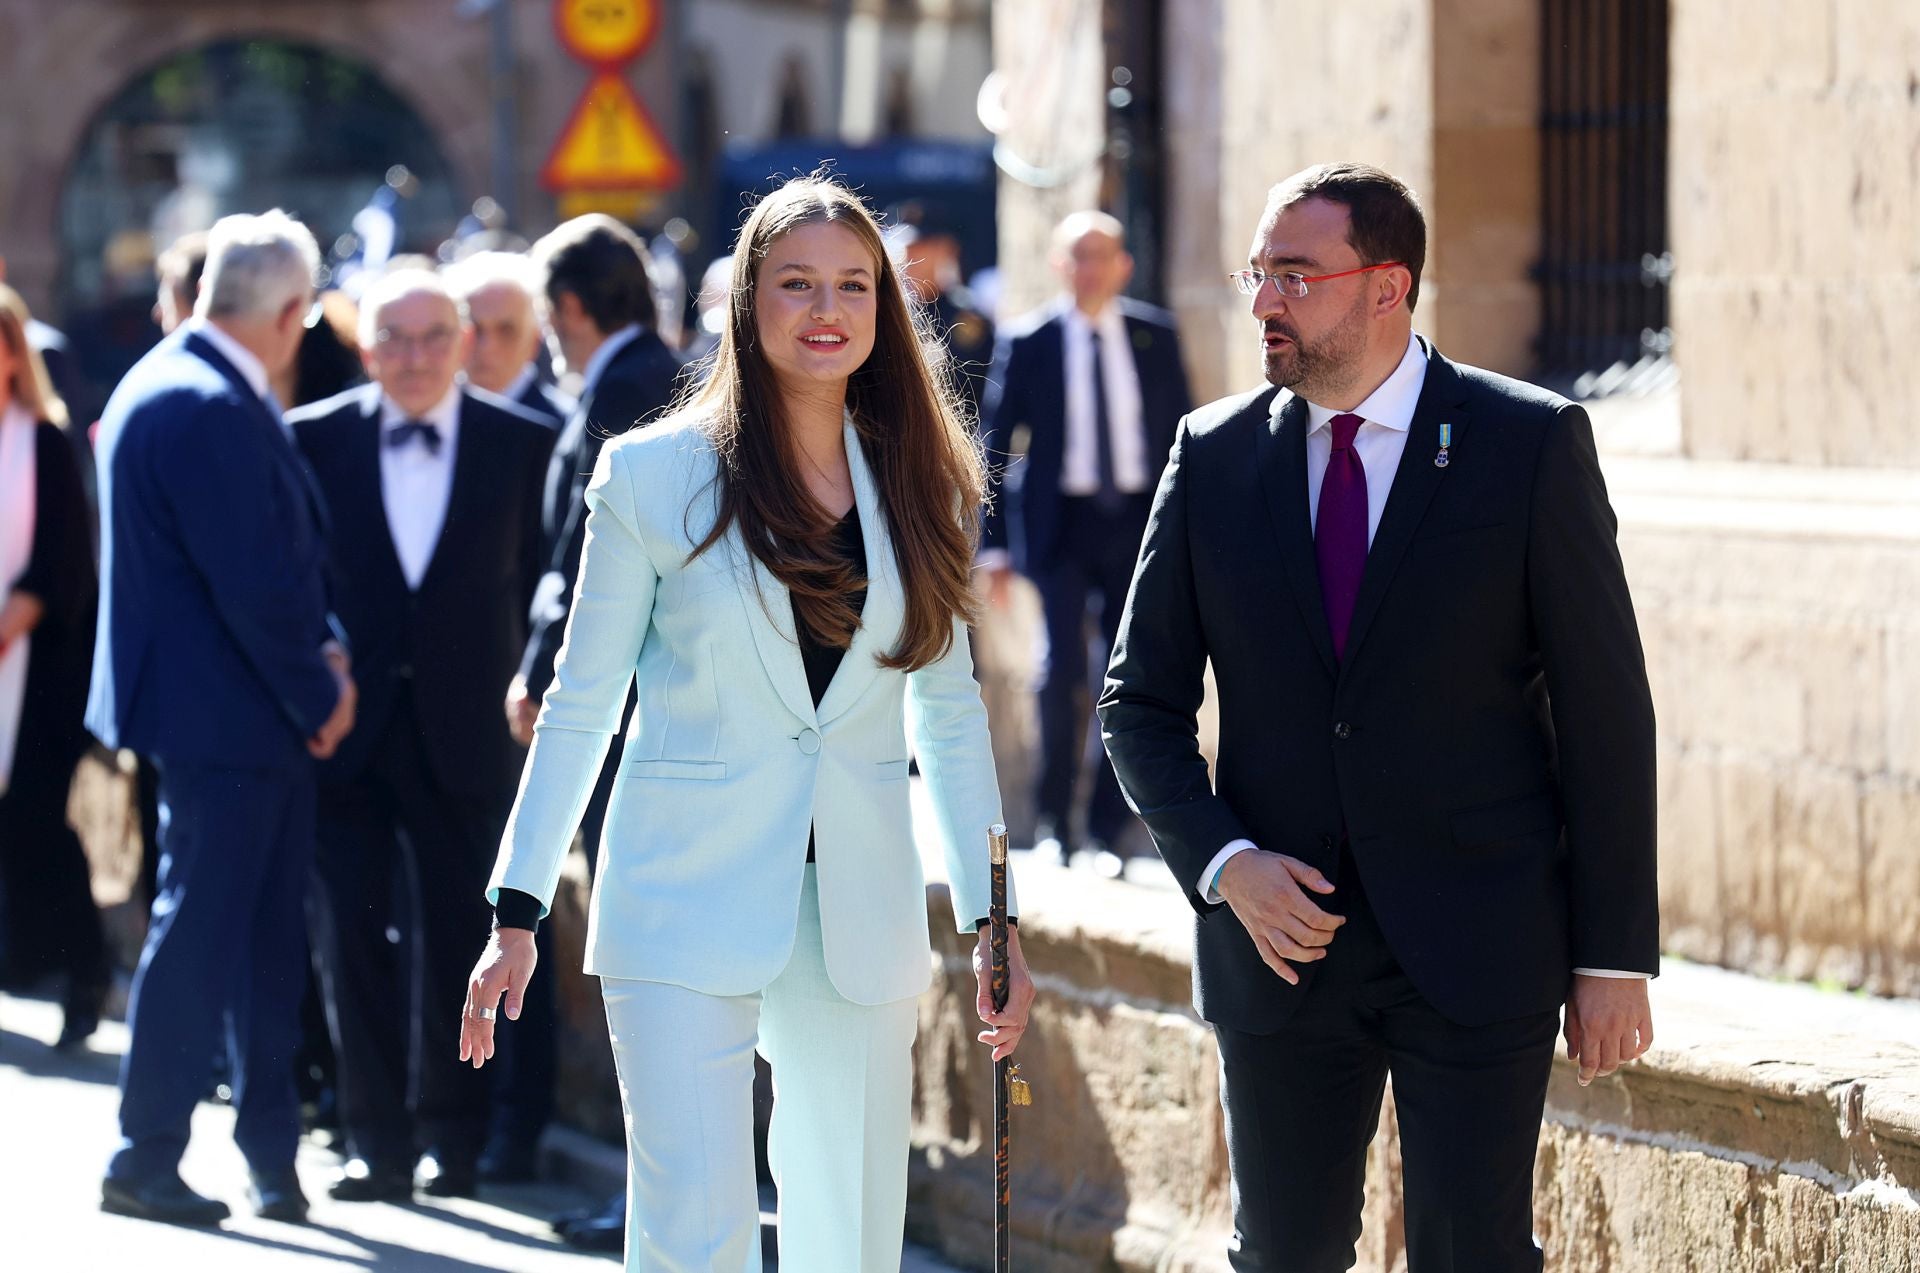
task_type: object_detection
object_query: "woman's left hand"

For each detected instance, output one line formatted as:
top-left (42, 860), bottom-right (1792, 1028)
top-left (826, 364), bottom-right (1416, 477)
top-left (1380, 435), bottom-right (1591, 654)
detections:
top-left (973, 923), bottom-right (1037, 1061)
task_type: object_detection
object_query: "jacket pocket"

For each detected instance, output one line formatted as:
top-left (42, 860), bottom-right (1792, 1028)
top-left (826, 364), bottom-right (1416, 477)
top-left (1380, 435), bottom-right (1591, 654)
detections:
top-left (1411, 523), bottom-right (1507, 560)
top-left (624, 758), bottom-right (728, 780)
top-left (1450, 790), bottom-right (1557, 847)
top-left (876, 759), bottom-right (911, 782)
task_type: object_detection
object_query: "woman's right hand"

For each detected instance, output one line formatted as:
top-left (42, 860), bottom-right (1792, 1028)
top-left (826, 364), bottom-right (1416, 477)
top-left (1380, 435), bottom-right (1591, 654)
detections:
top-left (460, 926), bottom-right (538, 1069)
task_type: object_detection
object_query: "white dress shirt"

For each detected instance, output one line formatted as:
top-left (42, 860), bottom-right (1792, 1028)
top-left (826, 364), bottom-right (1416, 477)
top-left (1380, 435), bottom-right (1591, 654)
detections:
top-left (1060, 302), bottom-right (1150, 496)
top-left (379, 385), bottom-right (461, 591)
top-left (1199, 333), bottom-right (1643, 980)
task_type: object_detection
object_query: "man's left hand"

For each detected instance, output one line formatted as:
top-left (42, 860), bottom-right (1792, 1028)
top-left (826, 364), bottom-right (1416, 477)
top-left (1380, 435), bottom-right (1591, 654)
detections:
top-left (1564, 974), bottom-right (1654, 1087)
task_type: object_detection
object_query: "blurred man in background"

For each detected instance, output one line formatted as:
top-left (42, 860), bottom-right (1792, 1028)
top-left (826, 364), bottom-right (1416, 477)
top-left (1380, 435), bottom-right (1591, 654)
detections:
top-left (87, 210), bottom-right (355, 1227)
top-left (445, 250), bottom-right (572, 428)
top-left (289, 270), bottom-right (553, 1202)
top-left (981, 210), bottom-right (1193, 876)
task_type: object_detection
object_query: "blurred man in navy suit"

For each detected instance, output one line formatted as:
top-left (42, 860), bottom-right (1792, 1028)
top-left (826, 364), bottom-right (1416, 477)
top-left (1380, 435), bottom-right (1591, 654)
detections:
top-left (87, 210), bottom-right (356, 1226)
top-left (445, 250), bottom-right (573, 429)
top-left (981, 211), bottom-right (1193, 875)
top-left (288, 270), bottom-right (554, 1201)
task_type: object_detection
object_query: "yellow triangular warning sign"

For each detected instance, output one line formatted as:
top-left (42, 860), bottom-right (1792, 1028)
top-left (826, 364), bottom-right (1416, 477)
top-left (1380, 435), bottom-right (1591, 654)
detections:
top-left (542, 72), bottom-right (682, 192)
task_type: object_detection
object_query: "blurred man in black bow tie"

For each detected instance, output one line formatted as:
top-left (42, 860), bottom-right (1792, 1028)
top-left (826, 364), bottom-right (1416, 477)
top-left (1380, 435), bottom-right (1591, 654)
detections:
top-left (286, 269), bottom-right (554, 1202)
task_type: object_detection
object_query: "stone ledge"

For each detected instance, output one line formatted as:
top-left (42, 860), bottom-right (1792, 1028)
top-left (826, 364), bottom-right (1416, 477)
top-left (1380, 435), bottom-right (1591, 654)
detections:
top-left (908, 863), bottom-right (1920, 1272)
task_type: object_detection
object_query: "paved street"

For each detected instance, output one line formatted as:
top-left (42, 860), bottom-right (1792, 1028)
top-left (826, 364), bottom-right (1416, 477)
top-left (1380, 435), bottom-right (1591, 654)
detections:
top-left (0, 992), bottom-right (961, 1271)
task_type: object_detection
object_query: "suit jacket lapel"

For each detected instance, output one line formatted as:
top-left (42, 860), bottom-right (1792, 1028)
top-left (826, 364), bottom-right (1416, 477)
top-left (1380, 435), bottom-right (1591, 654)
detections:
top-left (1257, 390), bottom-right (1338, 676)
top-left (1338, 344), bottom-right (1469, 673)
top-left (355, 391), bottom-right (410, 595)
top-left (816, 419), bottom-right (902, 726)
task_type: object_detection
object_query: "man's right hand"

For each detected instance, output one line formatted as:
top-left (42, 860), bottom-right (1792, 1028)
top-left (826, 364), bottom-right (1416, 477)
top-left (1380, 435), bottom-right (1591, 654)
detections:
top-left (308, 646), bottom-right (357, 759)
top-left (504, 676), bottom-right (537, 747)
top-left (1216, 848), bottom-right (1346, 985)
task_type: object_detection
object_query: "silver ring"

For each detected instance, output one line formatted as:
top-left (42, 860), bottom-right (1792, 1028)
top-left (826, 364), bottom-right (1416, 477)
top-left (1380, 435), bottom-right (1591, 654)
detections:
top-left (470, 1006), bottom-right (497, 1022)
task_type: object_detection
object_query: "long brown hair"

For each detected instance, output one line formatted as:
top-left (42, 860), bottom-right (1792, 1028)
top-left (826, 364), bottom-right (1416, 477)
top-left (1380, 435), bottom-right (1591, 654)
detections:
top-left (684, 175), bottom-right (985, 672)
top-left (0, 284), bottom-right (70, 428)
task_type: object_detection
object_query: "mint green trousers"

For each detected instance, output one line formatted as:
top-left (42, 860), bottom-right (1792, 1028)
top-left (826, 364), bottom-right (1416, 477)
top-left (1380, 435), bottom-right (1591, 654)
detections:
top-left (600, 866), bottom-right (920, 1271)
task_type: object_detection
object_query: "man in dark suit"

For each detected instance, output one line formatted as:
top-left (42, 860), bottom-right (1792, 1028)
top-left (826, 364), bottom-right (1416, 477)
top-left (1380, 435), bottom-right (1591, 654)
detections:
top-left (86, 211), bottom-right (356, 1226)
top-left (1099, 163), bottom-right (1659, 1271)
top-left (446, 249), bottom-right (574, 428)
top-left (505, 214), bottom-right (679, 749)
top-left (288, 270), bottom-right (554, 1202)
top-left (500, 213), bottom-right (677, 1254)
top-left (981, 211), bottom-right (1193, 875)
top-left (891, 206), bottom-right (995, 422)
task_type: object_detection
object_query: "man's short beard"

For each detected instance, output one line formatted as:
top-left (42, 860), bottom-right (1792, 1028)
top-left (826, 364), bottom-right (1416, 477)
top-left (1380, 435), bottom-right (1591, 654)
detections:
top-left (1263, 289), bottom-right (1372, 402)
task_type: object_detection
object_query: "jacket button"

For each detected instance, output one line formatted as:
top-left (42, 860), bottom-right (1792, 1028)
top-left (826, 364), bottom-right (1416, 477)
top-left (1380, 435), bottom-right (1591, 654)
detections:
top-left (1332, 721), bottom-right (1351, 739)
top-left (796, 728), bottom-right (821, 755)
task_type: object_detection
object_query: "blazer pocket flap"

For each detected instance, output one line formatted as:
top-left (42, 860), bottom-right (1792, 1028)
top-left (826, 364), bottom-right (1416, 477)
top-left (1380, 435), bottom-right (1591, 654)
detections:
top-left (876, 759), bottom-right (911, 782)
top-left (1450, 791), bottom-right (1558, 847)
top-left (625, 758), bottom-right (728, 780)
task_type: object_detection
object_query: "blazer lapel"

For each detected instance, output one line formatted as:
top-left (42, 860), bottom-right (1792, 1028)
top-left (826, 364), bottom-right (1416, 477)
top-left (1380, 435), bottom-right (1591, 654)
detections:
top-left (355, 393), bottom-right (410, 595)
top-left (816, 419), bottom-right (902, 726)
top-left (1338, 343), bottom-right (1469, 674)
top-left (1257, 390), bottom-right (1338, 676)
top-left (732, 526), bottom-right (819, 730)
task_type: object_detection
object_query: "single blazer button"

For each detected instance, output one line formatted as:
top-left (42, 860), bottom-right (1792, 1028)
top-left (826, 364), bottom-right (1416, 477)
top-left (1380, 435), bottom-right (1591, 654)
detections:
top-left (796, 729), bottom-right (821, 755)
top-left (1332, 721), bottom-right (1351, 740)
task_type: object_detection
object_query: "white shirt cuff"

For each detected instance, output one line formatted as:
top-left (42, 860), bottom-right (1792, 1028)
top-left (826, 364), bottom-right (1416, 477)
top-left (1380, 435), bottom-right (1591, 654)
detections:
top-left (1202, 840), bottom-right (1258, 904)
top-left (1572, 968), bottom-right (1653, 979)
top-left (974, 547), bottom-right (1011, 573)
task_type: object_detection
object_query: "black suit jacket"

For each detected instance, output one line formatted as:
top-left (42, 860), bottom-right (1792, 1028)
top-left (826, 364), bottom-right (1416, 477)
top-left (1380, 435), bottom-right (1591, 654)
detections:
top-left (12, 420), bottom-right (97, 776)
top-left (513, 375), bottom-right (575, 429)
top-left (520, 327), bottom-right (680, 698)
top-left (290, 385), bottom-right (556, 799)
top-left (1098, 341), bottom-right (1658, 1031)
top-left (980, 298), bottom-right (1193, 573)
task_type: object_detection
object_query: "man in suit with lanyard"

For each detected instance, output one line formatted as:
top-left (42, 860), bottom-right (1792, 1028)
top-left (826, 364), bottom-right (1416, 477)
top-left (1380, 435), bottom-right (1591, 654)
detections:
top-left (506, 215), bottom-right (680, 752)
top-left (1099, 163), bottom-right (1659, 1271)
top-left (288, 270), bottom-right (555, 1201)
top-left (446, 250), bottom-right (575, 429)
top-left (87, 211), bottom-right (356, 1226)
top-left (980, 211), bottom-right (1193, 876)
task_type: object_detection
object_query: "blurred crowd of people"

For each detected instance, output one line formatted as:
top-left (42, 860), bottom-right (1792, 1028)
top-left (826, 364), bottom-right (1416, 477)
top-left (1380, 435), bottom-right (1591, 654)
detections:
top-left (0, 186), bottom-right (1191, 1236)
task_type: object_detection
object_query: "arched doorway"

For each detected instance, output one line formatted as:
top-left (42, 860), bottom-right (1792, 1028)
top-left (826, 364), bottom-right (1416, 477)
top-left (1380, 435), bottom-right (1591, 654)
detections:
top-left (57, 37), bottom-right (464, 393)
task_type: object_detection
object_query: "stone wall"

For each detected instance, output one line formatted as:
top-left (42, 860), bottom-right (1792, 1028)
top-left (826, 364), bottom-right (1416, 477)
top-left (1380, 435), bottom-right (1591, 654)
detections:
top-left (907, 869), bottom-right (1920, 1273)
top-left (1667, 0), bottom-right (1920, 467)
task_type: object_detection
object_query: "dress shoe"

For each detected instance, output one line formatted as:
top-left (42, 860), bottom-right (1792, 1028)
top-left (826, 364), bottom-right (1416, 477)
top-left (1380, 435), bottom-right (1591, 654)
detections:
top-left (413, 1151), bottom-right (478, 1199)
top-left (54, 1006), bottom-right (100, 1051)
top-left (1030, 830), bottom-right (1067, 868)
top-left (1083, 839), bottom-right (1126, 880)
top-left (556, 1191), bottom-right (627, 1251)
top-left (476, 1139), bottom-right (540, 1184)
top-left (248, 1168), bottom-right (309, 1223)
top-left (100, 1173), bottom-right (231, 1226)
top-left (326, 1157), bottom-right (412, 1202)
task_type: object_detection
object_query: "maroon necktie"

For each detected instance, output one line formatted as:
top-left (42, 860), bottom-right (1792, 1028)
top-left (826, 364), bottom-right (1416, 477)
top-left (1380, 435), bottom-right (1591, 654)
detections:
top-left (1315, 413), bottom-right (1368, 660)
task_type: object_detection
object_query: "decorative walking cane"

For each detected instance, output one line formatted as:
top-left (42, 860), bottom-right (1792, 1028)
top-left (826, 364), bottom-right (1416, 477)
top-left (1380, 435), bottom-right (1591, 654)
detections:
top-left (989, 822), bottom-right (1030, 1272)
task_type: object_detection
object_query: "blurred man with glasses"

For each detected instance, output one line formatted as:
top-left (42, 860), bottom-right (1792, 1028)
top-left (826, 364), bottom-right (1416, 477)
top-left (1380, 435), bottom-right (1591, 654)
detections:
top-left (286, 269), bottom-right (555, 1203)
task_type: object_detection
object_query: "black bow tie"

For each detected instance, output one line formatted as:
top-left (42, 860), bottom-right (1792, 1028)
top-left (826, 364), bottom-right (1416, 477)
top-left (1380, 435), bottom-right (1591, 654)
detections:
top-left (387, 419), bottom-right (443, 454)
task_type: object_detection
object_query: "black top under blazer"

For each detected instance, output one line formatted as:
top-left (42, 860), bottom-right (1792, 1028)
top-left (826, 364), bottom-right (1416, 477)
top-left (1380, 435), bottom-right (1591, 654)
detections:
top-left (1098, 341), bottom-right (1659, 1032)
top-left (289, 385), bottom-right (556, 800)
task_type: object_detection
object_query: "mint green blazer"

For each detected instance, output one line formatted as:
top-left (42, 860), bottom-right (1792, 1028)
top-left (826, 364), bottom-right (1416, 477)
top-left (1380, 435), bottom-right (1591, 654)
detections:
top-left (487, 415), bottom-right (1012, 1005)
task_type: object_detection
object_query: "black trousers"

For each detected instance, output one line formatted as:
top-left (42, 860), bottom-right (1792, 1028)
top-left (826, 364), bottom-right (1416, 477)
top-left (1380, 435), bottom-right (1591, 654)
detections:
top-left (308, 691), bottom-right (501, 1169)
top-left (1034, 493), bottom-right (1151, 848)
top-left (1213, 855), bottom-right (1558, 1273)
top-left (0, 747), bottom-right (107, 1003)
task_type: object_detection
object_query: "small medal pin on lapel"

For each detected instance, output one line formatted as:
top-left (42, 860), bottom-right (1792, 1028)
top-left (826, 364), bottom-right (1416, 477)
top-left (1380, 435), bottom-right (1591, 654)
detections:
top-left (1434, 422), bottom-right (1452, 468)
